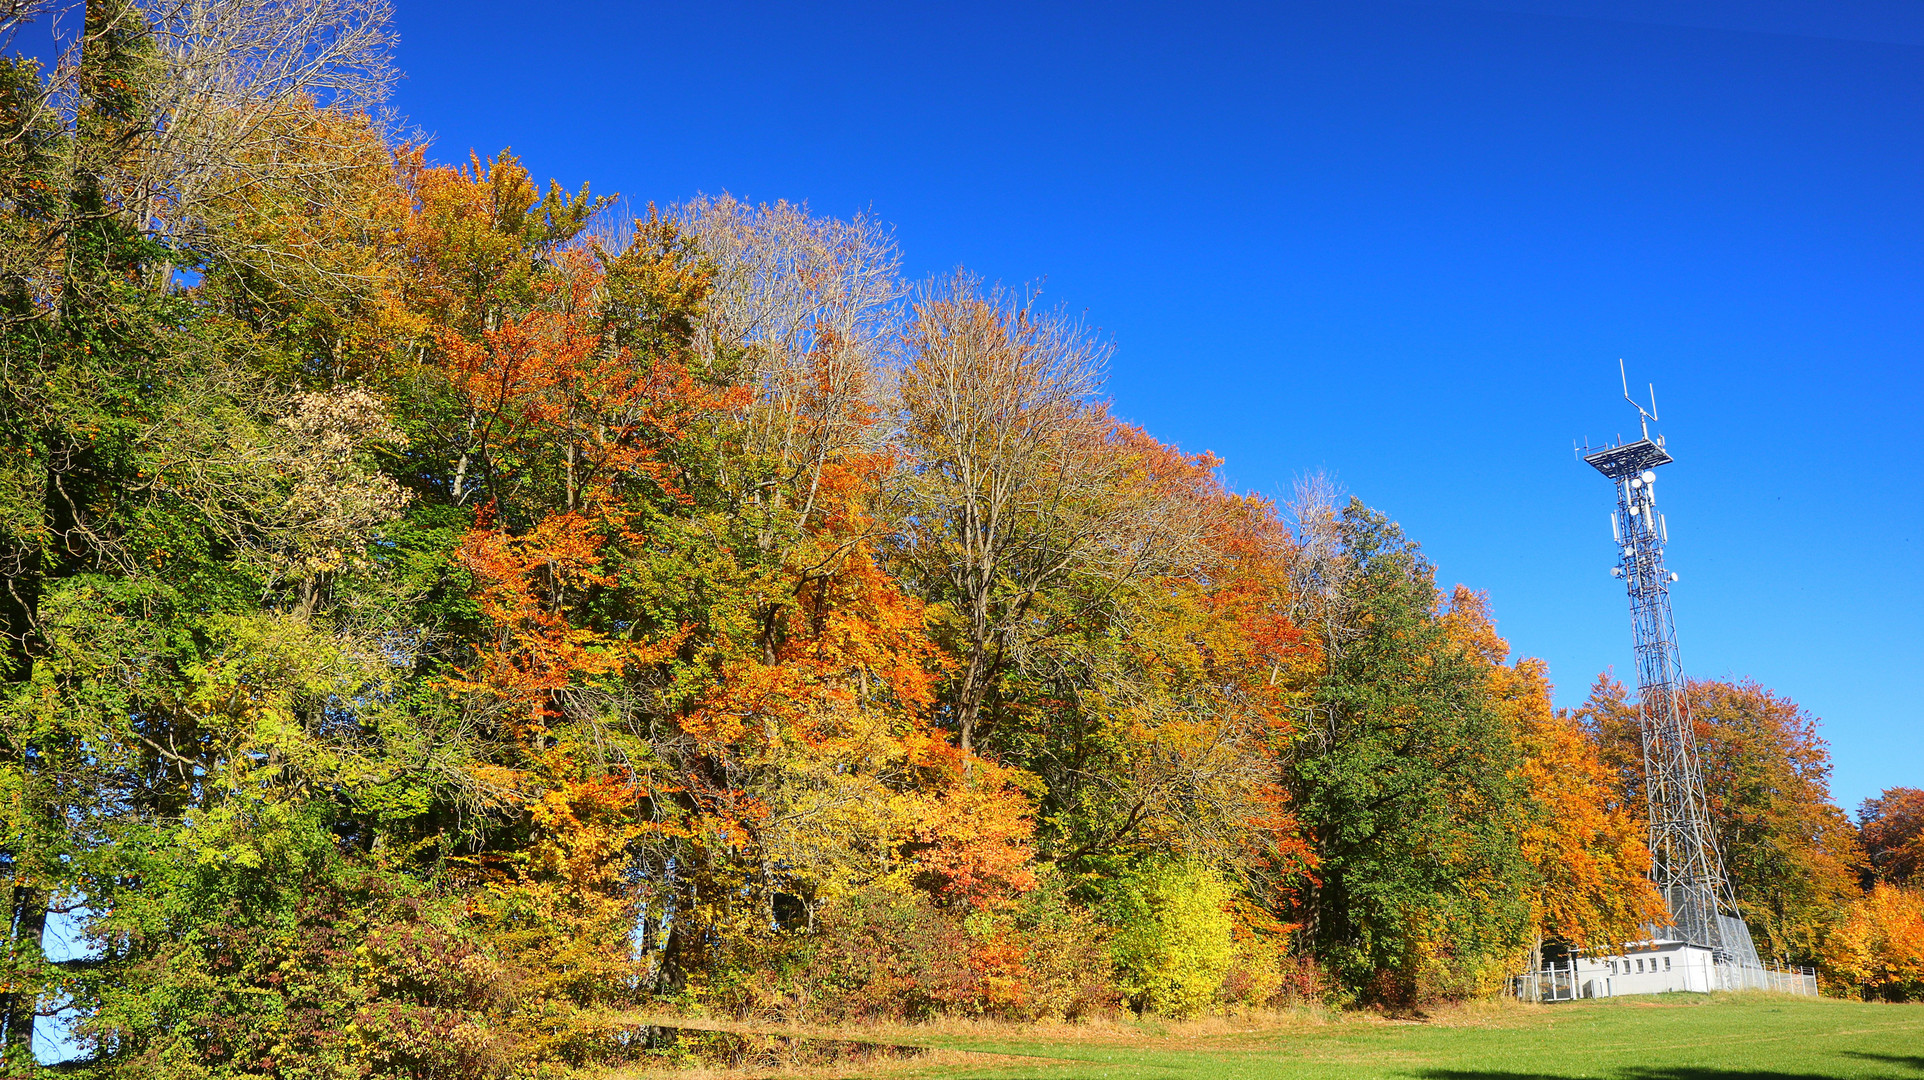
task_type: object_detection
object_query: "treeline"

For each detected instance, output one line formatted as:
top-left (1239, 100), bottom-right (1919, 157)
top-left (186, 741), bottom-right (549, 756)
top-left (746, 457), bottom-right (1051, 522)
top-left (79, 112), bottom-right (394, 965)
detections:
top-left (0, 1), bottom-right (1917, 1075)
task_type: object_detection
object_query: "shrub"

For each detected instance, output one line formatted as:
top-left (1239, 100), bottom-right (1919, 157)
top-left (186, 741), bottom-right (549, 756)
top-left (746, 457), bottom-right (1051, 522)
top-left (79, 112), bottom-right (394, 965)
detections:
top-left (693, 930), bottom-right (809, 1021)
top-left (803, 888), bottom-right (978, 1020)
top-left (1359, 940), bottom-right (1511, 1010)
top-left (1107, 862), bottom-right (1235, 1016)
top-left (86, 849), bottom-right (511, 1080)
top-left (1219, 932), bottom-right (1324, 1008)
top-left (1011, 878), bottom-right (1122, 1019)
top-left (965, 872), bottom-right (1120, 1020)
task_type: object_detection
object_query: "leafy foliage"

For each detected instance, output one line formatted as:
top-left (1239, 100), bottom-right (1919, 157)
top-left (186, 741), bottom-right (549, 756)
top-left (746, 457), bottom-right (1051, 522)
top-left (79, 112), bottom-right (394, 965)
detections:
top-left (1821, 883), bottom-right (1924, 1001)
top-left (1106, 862), bottom-right (1237, 1017)
top-left (1860, 787), bottom-right (1924, 886)
top-left (1582, 677), bottom-right (1864, 967)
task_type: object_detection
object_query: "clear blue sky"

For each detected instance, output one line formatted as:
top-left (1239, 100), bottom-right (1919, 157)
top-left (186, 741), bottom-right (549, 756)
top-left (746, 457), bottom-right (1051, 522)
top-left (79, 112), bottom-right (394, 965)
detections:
top-left (66, 1), bottom-right (1924, 808)
top-left (392, 0), bottom-right (1922, 810)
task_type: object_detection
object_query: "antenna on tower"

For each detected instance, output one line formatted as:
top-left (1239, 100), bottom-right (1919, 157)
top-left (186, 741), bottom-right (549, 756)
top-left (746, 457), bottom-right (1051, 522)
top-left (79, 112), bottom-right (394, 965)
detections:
top-left (1619, 358), bottom-right (1659, 442)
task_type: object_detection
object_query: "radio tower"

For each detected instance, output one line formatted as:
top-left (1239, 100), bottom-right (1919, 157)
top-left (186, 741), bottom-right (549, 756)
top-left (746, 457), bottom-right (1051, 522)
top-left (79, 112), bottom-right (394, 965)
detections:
top-left (1582, 364), bottom-right (1760, 967)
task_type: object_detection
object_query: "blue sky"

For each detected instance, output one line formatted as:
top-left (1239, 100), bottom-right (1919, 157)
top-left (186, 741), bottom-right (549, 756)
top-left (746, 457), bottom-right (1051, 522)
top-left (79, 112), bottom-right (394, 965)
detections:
top-left (376, 0), bottom-right (1924, 810)
top-left (31, 0), bottom-right (1921, 808)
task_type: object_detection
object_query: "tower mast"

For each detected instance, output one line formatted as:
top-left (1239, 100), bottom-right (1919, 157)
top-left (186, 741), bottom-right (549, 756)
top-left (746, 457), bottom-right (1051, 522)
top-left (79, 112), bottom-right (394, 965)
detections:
top-left (1582, 364), bottom-right (1759, 966)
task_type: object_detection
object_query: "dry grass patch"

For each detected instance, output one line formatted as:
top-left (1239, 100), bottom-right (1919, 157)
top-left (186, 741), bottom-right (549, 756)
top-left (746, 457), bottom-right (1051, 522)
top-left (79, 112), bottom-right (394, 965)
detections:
top-left (599, 1045), bottom-right (1049, 1080)
top-left (594, 1001), bottom-right (1406, 1077)
top-left (592, 995), bottom-right (1924, 1080)
top-left (607, 1002), bottom-right (1350, 1050)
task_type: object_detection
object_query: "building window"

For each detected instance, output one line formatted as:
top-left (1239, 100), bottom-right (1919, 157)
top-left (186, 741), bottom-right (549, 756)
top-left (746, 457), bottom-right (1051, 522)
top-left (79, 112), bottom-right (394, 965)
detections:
top-left (1636, 959), bottom-right (1644, 973)
top-left (1665, 957), bottom-right (1672, 971)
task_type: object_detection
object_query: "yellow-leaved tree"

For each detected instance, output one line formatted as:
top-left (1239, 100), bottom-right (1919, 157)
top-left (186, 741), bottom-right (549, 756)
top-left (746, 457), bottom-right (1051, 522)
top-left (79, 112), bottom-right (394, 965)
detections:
top-left (1822, 883), bottom-right (1924, 1001)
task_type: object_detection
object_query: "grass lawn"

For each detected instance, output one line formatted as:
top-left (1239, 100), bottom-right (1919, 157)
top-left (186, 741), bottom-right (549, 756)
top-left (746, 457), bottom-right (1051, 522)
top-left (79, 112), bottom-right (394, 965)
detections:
top-left (787, 994), bottom-right (1924, 1080)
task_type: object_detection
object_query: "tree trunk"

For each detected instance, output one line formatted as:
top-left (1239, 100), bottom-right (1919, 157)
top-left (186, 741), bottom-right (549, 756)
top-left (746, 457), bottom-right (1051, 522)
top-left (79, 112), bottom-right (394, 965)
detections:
top-left (1, 884), bottom-right (47, 1060)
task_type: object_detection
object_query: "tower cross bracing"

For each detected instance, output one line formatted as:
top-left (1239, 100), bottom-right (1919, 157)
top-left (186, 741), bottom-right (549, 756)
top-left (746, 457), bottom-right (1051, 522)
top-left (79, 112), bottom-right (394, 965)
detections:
top-left (1583, 410), bottom-right (1760, 968)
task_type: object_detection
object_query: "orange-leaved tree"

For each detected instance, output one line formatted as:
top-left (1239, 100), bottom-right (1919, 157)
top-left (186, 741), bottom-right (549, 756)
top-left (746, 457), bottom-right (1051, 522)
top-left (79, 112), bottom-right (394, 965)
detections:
top-left (1821, 882), bottom-right (1924, 1001)
top-left (1580, 676), bottom-right (1863, 967)
top-left (1860, 787), bottom-right (1924, 886)
top-left (436, 237), bottom-right (729, 1062)
top-left (1441, 591), bottom-right (1664, 963)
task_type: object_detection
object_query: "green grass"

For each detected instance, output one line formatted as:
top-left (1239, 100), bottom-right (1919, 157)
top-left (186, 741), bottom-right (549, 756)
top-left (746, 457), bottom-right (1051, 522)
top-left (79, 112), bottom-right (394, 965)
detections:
top-left (888, 995), bottom-right (1924, 1080)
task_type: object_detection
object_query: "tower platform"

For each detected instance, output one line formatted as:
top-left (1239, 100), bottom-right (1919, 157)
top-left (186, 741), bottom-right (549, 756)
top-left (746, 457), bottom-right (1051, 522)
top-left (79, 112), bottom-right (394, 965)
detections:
top-left (1583, 437), bottom-right (1673, 479)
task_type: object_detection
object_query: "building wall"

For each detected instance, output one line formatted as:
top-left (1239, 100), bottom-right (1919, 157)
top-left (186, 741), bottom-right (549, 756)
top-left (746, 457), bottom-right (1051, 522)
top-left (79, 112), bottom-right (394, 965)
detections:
top-left (1572, 941), bottom-right (1716, 997)
top-left (1522, 939), bottom-right (1718, 1000)
top-left (1519, 938), bottom-right (1819, 1001)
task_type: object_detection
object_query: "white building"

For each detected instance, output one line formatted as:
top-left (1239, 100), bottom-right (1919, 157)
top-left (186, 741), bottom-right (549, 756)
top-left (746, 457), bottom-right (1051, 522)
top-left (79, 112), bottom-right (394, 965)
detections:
top-left (1516, 934), bottom-right (1818, 1001)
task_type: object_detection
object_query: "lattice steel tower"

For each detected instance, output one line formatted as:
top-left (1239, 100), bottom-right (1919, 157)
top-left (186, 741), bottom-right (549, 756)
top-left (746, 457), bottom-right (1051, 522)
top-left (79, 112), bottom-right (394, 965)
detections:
top-left (1582, 366), bottom-right (1760, 967)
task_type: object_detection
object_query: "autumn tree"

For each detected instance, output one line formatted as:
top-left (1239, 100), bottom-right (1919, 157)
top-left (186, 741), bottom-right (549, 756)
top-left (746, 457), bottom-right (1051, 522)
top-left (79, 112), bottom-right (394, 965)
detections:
top-left (894, 271), bottom-right (1207, 757)
top-left (1821, 882), bottom-right (1924, 1001)
top-left (1440, 590), bottom-right (1664, 966)
top-left (0, 1), bottom-right (494, 1069)
top-left (1580, 677), bottom-right (1863, 967)
top-left (678, 193), bottom-right (901, 523)
top-left (102, 0), bottom-right (398, 282)
top-left (891, 277), bottom-right (1318, 959)
top-left (1000, 464), bottom-right (1314, 886)
top-left (1860, 787), bottom-right (1924, 886)
top-left (397, 165), bottom-right (724, 1054)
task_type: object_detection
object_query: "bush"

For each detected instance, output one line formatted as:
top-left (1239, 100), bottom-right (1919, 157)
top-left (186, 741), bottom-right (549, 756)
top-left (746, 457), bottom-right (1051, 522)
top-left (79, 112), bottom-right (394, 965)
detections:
top-left (1107, 862), bottom-right (1236, 1017)
top-left (1354, 932), bottom-right (1515, 1010)
top-left (87, 850), bottom-right (511, 1080)
top-left (803, 888), bottom-right (978, 1021)
top-left (1012, 879), bottom-right (1122, 1019)
top-left (693, 929), bottom-right (809, 1021)
top-left (1219, 933), bottom-right (1324, 1008)
top-left (965, 873), bottom-right (1120, 1020)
